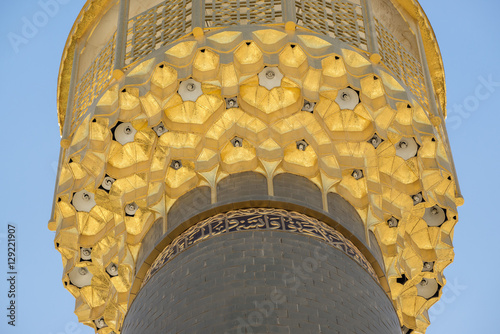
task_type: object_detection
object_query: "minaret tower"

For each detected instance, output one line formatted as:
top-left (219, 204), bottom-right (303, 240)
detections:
top-left (50, 1), bottom-right (462, 333)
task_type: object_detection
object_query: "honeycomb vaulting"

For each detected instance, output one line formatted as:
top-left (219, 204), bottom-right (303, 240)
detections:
top-left (51, 2), bottom-right (461, 334)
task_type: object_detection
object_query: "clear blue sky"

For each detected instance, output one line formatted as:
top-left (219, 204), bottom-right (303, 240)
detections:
top-left (0, 1), bottom-right (498, 333)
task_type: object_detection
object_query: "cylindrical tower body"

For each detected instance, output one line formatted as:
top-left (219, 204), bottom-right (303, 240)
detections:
top-left (50, 1), bottom-right (462, 334)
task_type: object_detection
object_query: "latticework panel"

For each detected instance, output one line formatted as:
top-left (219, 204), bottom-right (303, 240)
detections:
top-left (205, 0), bottom-right (283, 27)
top-left (71, 35), bottom-right (115, 132)
top-left (376, 19), bottom-right (429, 109)
top-left (125, 0), bottom-right (193, 66)
top-left (295, 0), bottom-right (367, 50)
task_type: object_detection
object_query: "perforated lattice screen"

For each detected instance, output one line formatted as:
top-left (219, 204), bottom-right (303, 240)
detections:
top-left (205, 0), bottom-right (283, 27)
top-left (295, 0), bottom-right (367, 50)
top-left (125, 0), bottom-right (193, 65)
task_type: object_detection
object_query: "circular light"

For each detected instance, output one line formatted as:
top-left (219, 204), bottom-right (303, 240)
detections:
top-left (125, 202), bottom-right (138, 216)
top-left (230, 136), bottom-right (243, 148)
top-left (416, 278), bottom-right (439, 299)
top-left (94, 317), bottom-right (107, 329)
top-left (395, 137), bottom-right (418, 160)
top-left (422, 262), bottom-right (434, 272)
top-left (106, 263), bottom-right (118, 277)
top-left (368, 133), bottom-right (383, 149)
top-left (114, 122), bottom-right (137, 145)
top-left (226, 97), bottom-right (238, 109)
top-left (335, 88), bottom-right (359, 110)
top-left (296, 140), bottom-right (308, 151)
top-left (387, 217), bottom-right (399, 228)
top-left (412, 193), bottom-right (423, 205)
top-left (266, 71), bottom-right (275, 79)
top-left (302, 100), bottom-right (315, 112)
top-left (68, 266), bottom-right (93, 288)
top-left (72, 190), bottom-right (96, 212)
top-left (423, 205), bottom-right (446, 227)
top-left (171, 160), bottom-right (182, 170)
top-left (101, 176), bottom-right (115, 191)
top-left (178, 79), bottom-right (203, 102)
top-left (80, 248), bottom-right (92, 261)
top-left (153, 123), bottom-right (168, 137)
top-left (258, 67), bottom-right (283, 90)
top-left (352, 169), bottom-right (364, 180)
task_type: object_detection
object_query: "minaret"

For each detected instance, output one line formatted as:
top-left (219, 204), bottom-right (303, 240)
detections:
top-left (50, 1), bottom-right (462, 333)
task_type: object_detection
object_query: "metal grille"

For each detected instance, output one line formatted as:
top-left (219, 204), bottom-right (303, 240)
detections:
top-left (205, 0), bottom-right (283, 27)
top-left (375, 19), bottom-right (429, 109)
top-left (295, 0), bottom-right (367, 50)
top-left (71, 35), bottom-right (115, 131)
top-left (125, 0), bottom-right (193, 66)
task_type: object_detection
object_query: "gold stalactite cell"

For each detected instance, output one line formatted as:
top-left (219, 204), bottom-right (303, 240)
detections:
top-left (165, 41), bottom-right (197, 60)
top-left (378, 156), bottom-right (420, 186)
top-left (341, 49), bottom-right (371, 70)
top-left (272, 113), bottom-right (330, 148)
top-left (220, 140), bottom-right (258, 173)
top-left (165, 160), bottom-right (198, 195)
top-left (360, 75), bottom-right (387, 110)
top-left (68, 162), bottom-right (90, 190)
top-left (160, 131), bottom-right (201, 159)
top-left (321, 55), bottom-right (348, 88)
top-left (259, 138), bottom-right (281, 152)
top-left (379, 71), bottom-right (405, 93)
top-left (146, 182), bottom-right (165, 208)
top-left (74, 295), bottom-right (91, 322)
top-left (150, 65), bottom-right (178, 98)
top-left (334, 142), bottom-right (374, 168)
top-left (319, 156), bottom-right (342, 179)
top-left (282, 142), bottom-right (318, 177)
top-left (234, 42), bottom-right (264, 75)
top-left (164, 94), bottom-right (224, 127)
top-left (375, 222), bottom-right (398, 256)
top-left (106, 139), bottom-right (153, 178)
top-left (124, 207), bottom-right (154, 238)
top-left (110, 266), bottom-right (132, 293)
top-left (252, 29), bottom-right (287, 46)
top-left (394, 105), bottom-right (415, 138)
top-left (196, 148), bottom-right (219, 171)
top-left (109, 174), bottom-right (148, 205)
top-left (239, 77), bottom-right (302, 121)
top-left (96, 84), bottom-right (119, 116)
top-left (279, 44), bottom-right (308, 79)
top-left (324, 106), bottom-right (373, 141)
top-left (70, 115), bottom-right (91, 148)
top-left (193, 48), bottom-right (220, 81)
top-left (314, 92), bottom-right (337, 118)
top-left (220, 64), bottom-right (239, 96)
top-left (206, 108), bottom-right (267, 144)
top-left (411, 104), bottom-right (434, 133)
top-left (81, 152), bottom-right (105, 178)
top-left (207, 31), bottom-right (242, 45)
top-left (337, 170), bottom-right (368, 208)
top-left (150, 143), bottom-right (171, 182)
top-left (374, 105), bottom-right (397, 134)
top-left (58, 164), bottom-right (74, 190)
top-left (118, 88), bottom-right (141, 120)
top-left (127, 57), bottom-right (156, 78)
top-left (302, 68), bottom-right (322, 101)
top-left (297, 35), bottom-right (332, 50)
top-left (90, 118), bottom-right (110, 152)
top-left (139, 93), bottom-right (162, 126)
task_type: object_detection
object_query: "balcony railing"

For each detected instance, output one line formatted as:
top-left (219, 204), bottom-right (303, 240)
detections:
top-left (68, 0), bottom-right (429, 134)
